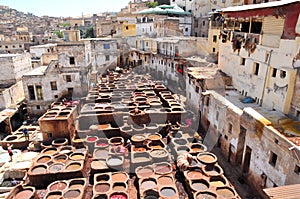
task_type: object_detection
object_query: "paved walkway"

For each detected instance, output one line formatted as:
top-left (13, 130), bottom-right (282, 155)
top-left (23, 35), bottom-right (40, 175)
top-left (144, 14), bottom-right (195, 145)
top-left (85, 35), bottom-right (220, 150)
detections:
top-left (212, 147), bottom-right (262, 199)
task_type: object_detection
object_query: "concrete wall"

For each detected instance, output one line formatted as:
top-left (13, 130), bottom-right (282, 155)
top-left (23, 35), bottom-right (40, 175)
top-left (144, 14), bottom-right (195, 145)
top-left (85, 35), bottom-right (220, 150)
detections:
top-left (0, 53), bottom-right (32, 84)
top-left (41, 53), bottom-right (58, 65)
top-left (30, 44), bottom-right (57, 58)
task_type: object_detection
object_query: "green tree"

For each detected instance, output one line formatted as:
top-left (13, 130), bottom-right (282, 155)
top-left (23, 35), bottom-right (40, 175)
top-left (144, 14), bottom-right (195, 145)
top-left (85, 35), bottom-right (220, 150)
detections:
top-left (85, 26), bottom-right (95, 38)
top-left (146, 1), bottom-right (158, 8)
top-left (54, 31), bottom-right (63, 38)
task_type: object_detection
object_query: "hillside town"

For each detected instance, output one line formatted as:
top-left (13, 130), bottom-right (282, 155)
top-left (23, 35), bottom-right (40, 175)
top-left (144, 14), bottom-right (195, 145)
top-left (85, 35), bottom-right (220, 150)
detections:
top-left (0, 0), bottom-right (299, 198)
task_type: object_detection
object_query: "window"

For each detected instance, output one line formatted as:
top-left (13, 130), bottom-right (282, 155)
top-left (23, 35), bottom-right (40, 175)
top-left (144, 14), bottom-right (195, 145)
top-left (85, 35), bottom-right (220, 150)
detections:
top-left (265, 52), bottom-right (270, 63)
top-left (228, 123), bottom-right (232, 134)
top-left (36, 85), bottom-right (43, 100)
top-left (54, 95), bottom-right (58, 98)
top-left (103, 44), bottom-right (110, 49)
top-left (216, 111), bottom-right (219, 121)
top-left (50, 81), bottom-right (57, 90)
top-left (296, 110), bottom-right (300, 118)
top-left (105, 55), bottom-right (110, 61)
top-left (213, 35), bottom-right (217, 42)
top-left (125, 26), bottom-right (129, 30)
top-left (272, 68), bottom-right (277, 77)
top-left (212, 48), bottom-right (216, 53)
top-left (274, 139), bottom-right (279, 144)
top-left (203, 21), bottom-right (205, 26)
top-left (12, 45), bottom-right (15, 48)
top-left (28, 85), bottom-right (36, 100)
top-left (19, 45), bottom-right (22, 48)
top-left (240, 58), bottom-right (246, 65)
top-left (280, 70), bottom-right (286, 78)
top-left (294, 165), bottom-right (300, 175)
top-left (196, 86), bottom-right (199, 93)
top-left (69, 57), bottom-right (75, 65)
top-left (5, 46), bottom-right (8, 48)
top-left (66, 75), bottom-right (72, 82)
top-left (206, 97), bottom-right (210, 106)
top-left (36, 105), bottom-right (41, 110)
top-left (253, 63), bottom-right (260, 75)
top-left (269, 151), bottom-right (278, 167)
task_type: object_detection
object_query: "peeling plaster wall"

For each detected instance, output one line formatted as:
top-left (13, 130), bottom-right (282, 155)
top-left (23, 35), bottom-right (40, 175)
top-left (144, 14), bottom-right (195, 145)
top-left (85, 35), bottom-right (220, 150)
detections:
top-left (92, 40), bottom-right (118, 71)
top-left (0, 81), bottom-right (24, 109)
top-left (219, 38), bottom-right (299, 113)
top-left (289, 70), bottom-right (300, 117)
top-left (240, 108), bottom-right (300, 195)
top-left (22, 69), bottom-right (82, 115)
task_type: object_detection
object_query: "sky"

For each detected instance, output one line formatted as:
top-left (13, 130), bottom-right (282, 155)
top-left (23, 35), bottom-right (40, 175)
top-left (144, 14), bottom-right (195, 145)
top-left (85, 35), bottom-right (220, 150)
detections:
top-left (0, 0), bottom-right (132, 17)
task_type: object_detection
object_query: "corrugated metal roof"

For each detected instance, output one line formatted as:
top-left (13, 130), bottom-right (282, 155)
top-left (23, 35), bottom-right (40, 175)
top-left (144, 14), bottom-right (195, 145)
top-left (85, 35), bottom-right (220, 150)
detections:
top-left (220, 0), bottom-right (300, 12)
top-left (263, 184), bottom-right (300, 199)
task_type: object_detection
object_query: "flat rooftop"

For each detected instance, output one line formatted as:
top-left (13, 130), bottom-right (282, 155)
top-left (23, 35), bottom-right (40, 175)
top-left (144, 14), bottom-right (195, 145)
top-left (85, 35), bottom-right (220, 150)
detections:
top-left (187, 66), bottom-right (222, 80)
top-left (30, 43), bottom-right (57, 48)
top-left (0, 54), bottom-right (20, 58)
top-left (23, 65), bottom-right (48, 76)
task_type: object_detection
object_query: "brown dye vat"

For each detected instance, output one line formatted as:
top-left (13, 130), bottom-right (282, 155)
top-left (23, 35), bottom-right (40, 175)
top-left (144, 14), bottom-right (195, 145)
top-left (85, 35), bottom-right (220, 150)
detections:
top-left (64, 189), bottom-right (81, 198)
top-left (157, 176), bottom-right (173, 185)
top-left (66, 162), bottom-right (81, 171)
top-left (155, 163), bottom-right (172, 175)
top-left (141, 178), bottom-right (157, 189)
top-left (197, 153), bottom-right (217, 165)
top-left (91, 160), bottom-right (107, 169)
top-left (49, 163), bottom-right (65, 172)
top-left (191, 180), bottom-right (209, 191)
top-left (37, 155), bottom-right (51, 163)
top-left (111, 173), bottom-right (128, 182)
top-left (109, 137), bottom-right (124, 146)
top-left (53, 154), bottom-right (67, 163)
top-left (31, 165), bottom-right (47, 174)
top-left (95, 183), bottom-right (110, 193)
top-left (69, 179), bottom-right (85, 189)
top-left (15, 190), bottom-right (33, 199)
top-left (43, 148), bottom-right (58, 155)
top-left (49, 181), bottom-right (68, 191)
top-left (94, 149), bottom-right (109, 159)
top-left (45, 191), bottom-right (63, 199)
top-left (210, 176), bottom-right (227, 187)
top-left (195, 191), bottom-right (217, 199)
top-left (98, 124), bottom-right (110, 130)
top-left (112, 182), bottom-right (127, 192)
top-left (136, 167), bottom-right (154, 178)
top-left (70, 153), bottom-right (85, 160)
top-left (160, 187), bottom-right (176, 197)
top-left (190, 144), bottom-right (207, 154)
top-left (203, 165), bottom-right (223, 177)
top-left (95, 174), bottom-right (110, 182)
top-left (133, 147), bottom-right (146, 152)
top-left (150, 145), bottom-right (163, 149)
top-left (148, 134), bottom-right (161, 141)
top-left (187, 171), bottom-right (203, 179)
top-left (216, 187), bottom-right (235, 198)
